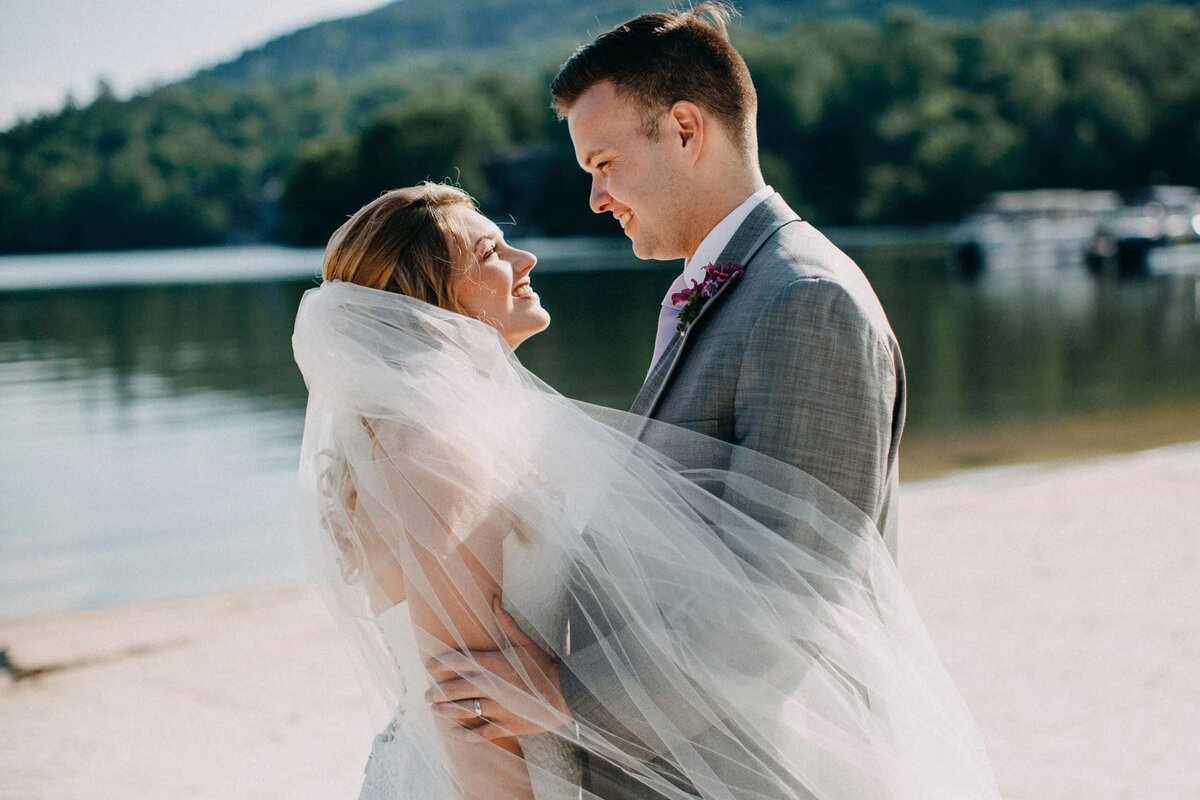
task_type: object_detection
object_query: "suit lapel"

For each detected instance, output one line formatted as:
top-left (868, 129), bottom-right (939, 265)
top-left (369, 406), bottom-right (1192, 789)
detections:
top-left (629, 274), bottom-right (740, 415)
top-left (629, 194), bottom-right (802, 420)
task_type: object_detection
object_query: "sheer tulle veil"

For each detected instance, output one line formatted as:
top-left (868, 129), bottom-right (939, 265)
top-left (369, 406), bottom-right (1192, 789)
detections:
top-left (293, 280), bottom-right (999, 800)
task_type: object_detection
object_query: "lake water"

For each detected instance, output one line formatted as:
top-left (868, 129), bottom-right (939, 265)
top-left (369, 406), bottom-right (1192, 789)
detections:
top-left (2, 239), bottom-right (1199, 620)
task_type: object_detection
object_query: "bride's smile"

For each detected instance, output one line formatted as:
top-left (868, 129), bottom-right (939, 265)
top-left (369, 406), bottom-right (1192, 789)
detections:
top-left (452, 205), bottom-right (551, 349)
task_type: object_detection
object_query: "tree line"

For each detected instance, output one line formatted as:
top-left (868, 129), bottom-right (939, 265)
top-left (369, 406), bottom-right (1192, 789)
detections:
top-left (1, 5), bottom-right (1197, 253)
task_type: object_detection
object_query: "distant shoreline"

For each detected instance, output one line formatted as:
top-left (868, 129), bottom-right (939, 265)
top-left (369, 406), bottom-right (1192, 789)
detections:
top-left (901, 401), bottom-right (1200, 481)
top-left (0, 227), bottom-right (951, 289)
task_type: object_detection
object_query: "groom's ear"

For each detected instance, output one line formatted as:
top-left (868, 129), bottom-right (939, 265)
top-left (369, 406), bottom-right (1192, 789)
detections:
top-left (668, 101), bottom-right (704, 164)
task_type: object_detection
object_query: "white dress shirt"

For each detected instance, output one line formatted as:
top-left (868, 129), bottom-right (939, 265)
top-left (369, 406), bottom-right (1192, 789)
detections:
top-left (649, 185), bottom-right (774, 372)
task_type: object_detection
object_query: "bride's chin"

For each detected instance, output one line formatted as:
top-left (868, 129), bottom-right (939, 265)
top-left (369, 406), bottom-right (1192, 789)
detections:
top-left (509, 316), bottom-right (551, 349)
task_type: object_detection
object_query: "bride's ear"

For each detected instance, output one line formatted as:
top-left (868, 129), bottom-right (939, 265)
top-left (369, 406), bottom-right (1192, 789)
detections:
top-left (668, 101), bottom-right (704, 164)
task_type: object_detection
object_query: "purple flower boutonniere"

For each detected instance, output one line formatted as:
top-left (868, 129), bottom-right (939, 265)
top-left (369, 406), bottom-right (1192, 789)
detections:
top-left (671, 262), bottom-right (746, 335)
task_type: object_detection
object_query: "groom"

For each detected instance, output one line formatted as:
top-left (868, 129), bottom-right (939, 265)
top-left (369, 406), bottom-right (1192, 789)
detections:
top-left (430, 3), bottom-right (905, 796)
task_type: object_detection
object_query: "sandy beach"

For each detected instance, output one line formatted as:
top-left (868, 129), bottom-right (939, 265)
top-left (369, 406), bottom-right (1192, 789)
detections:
top-left (2, 442), bottom-right (1198, 799)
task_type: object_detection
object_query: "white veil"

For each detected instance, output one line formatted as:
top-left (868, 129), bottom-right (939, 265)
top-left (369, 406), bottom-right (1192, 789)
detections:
top-left (293, 280), bottom-right (999, 800)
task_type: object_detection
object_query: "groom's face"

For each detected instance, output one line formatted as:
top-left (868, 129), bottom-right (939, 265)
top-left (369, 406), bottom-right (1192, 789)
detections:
top-left (567, 81), bottom-right (693, 261)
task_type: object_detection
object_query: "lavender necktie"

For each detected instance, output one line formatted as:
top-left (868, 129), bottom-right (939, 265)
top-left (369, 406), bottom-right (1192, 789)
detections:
top-left (650, 303), bottom-right (682, 375)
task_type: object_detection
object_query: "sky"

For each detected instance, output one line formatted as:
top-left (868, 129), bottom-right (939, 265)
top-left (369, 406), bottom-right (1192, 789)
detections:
top-left (0, 0), bottom-right (392, 129)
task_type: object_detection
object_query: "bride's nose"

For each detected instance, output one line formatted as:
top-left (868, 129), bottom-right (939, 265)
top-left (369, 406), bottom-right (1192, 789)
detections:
top-left (514, 247), bottom-right (537, 276)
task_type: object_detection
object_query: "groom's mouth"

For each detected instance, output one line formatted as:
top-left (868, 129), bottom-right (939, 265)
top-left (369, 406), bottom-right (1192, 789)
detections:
top-left (615, 211), bottom-right (632, 230)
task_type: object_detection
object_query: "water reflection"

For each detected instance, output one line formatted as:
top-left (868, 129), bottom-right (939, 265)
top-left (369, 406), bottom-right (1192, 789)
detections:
top-left (0, 282), bottom-right (314, 619)
top-left (853, 250), bottom-right (1200, 431)
top-left (1, 243), bottom-right (1198, 618)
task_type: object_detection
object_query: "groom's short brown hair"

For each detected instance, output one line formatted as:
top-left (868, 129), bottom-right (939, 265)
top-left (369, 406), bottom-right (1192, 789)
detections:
top-left (550, 2), bottom-right (757, 150)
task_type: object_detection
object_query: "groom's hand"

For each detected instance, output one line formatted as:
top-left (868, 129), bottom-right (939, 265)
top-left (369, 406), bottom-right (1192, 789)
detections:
top-left (425, 597), bottom-right (573, 741)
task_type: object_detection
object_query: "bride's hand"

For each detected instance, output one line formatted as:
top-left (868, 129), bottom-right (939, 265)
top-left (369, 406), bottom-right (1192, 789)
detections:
top-left (426, 597), bottom-right (573, 740)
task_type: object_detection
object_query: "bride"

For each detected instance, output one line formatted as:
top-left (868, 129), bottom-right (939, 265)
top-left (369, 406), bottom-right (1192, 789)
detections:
top-left (293, 183), bottom-right (1000, 800)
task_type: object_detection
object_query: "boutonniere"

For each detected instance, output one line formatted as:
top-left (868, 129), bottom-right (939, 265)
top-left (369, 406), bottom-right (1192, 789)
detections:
top-left (671, 262), bottom-right (746, 334)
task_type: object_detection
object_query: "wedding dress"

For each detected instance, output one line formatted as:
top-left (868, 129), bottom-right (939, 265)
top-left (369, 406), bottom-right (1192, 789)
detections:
top-left (294, 280), bottom-right (1000, 800)
top-left (358, 536), bottom-right (581, 800)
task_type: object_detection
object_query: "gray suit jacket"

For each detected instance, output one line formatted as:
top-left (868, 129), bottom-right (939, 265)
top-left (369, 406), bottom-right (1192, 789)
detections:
top-left (562, 193), bottom-right (907, 798)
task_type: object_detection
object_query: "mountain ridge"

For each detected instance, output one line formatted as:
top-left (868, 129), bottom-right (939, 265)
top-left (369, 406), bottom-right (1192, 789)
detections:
top-left (195, 0), bottom-right (1181, 88)
top-left (3, 1), bottom-right (1196, 253)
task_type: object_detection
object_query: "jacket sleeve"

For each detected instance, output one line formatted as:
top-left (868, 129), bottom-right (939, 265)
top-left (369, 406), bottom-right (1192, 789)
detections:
top-left (732, 277), bottom-right (899, 531)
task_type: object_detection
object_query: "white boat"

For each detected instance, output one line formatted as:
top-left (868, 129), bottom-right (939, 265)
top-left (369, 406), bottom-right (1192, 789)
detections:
top-left (948, 190), bottom-right (1122, 278)
top-left (1084, 186), bottom-right (1200, 278)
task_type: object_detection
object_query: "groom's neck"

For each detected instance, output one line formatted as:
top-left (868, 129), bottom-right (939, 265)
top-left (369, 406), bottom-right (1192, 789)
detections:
top-left (680, 164), bottom-right (766, 261)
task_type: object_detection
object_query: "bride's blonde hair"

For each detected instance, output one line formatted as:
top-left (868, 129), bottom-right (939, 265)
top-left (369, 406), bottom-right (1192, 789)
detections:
top-left (318, 183), bottom-right (478, 594)
top-left (322, 183), bottom-right (477, 313)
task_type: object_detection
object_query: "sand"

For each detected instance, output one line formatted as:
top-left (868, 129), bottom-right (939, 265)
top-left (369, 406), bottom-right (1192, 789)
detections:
top-left (2, 442), bottom-right (1198, 799)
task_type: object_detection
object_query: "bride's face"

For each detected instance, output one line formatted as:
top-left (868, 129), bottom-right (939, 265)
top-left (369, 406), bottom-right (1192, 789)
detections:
top-left (452, 206), bottom-right (550, 348)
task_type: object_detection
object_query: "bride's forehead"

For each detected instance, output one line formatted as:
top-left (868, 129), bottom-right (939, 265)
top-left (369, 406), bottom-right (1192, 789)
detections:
top-left (456, 207), bottom-right (501, 239)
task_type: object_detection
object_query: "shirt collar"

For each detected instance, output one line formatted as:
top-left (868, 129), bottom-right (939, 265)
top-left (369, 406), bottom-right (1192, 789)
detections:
top-left (662, 185), bottom-right (774, 309)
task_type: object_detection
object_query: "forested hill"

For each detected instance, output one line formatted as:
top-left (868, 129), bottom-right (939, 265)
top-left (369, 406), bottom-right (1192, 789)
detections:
top-left (199, 0), bottom-right (1187, 87)
top-left (3, 3), bottom-right (1198, 253)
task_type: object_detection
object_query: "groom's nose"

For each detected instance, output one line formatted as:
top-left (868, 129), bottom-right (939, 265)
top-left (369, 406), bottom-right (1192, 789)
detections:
top-left (589, 177), bottom-right (611, 214)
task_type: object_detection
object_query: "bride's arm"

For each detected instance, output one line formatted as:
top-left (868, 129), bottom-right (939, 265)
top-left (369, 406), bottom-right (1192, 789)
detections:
top-left (402, 523), bottom-right (535, 800)
top-left (355, 444), bottom-right (534, 800)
